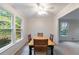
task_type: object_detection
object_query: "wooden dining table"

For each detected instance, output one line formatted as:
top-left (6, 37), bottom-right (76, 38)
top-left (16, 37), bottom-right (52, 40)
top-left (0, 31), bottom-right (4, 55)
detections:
top-left (28, 36), bottom-right (56, 55)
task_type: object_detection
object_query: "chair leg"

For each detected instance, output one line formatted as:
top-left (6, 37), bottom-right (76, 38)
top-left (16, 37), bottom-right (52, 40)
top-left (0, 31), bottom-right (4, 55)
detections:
top-left (34, 49), bottom-right (35, 55)
top-left (46, 50), bottom-right (48, 55)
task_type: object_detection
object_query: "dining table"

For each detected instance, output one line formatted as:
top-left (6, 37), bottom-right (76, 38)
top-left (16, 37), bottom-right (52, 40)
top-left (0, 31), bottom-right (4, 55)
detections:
top-left (28, 36), bottom-right (56, 55)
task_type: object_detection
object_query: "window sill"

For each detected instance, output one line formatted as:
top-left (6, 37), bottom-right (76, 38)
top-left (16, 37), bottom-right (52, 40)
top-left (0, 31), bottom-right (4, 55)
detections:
top-left (0, 38), bottom-right (23, 54)
top-left (60, 35), bottom-right (68, 37)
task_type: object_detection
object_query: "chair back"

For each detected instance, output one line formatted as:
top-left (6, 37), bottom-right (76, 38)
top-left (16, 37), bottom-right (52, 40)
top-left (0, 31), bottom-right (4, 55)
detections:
top-left (50, 34), bottom-right (54, 41)
top-left (34, 39), bottom-right (48, 54)
top-left (28, 34), bottom-right (32, 42)
top-left (34, 39), bottom-right (48, 45)
top-left (37, 33), bottom-right (43, 37)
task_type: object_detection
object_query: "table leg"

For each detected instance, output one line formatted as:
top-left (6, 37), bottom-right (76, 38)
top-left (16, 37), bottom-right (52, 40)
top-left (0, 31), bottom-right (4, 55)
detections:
top-left (29, 46), bottom-right (32, 55)
top-left (50, 46), bottom-right (54, 55)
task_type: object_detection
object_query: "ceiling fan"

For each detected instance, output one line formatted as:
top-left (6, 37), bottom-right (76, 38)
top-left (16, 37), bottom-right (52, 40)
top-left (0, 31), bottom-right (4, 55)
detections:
top-left (34, 3), bottom-right (54, 15)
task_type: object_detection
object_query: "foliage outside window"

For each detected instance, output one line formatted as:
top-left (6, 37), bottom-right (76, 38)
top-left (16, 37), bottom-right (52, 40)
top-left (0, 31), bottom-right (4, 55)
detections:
top-left (0, 9), bottom-right (12, 48)
top-left (0, 8), bottom-right (22, 49)
top-left (15, 16), bottom-right (21, 40)
top-left (60, 22), bottom-right (68, 35)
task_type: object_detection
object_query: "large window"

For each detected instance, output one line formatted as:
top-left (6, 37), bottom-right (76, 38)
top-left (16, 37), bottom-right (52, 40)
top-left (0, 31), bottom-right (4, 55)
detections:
top-left (0, 8), bottom-right (22, 49)
top-left (15, 16), bottom-right (21, 40)
top-left (59, 22), bottom-right (69, 35)
top-left (0, 9), bottom-right (12, 48)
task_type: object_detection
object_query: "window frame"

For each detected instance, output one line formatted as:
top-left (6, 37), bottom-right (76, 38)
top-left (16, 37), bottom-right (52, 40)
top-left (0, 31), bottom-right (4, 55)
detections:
top-left (0, 8), bottom-right (23, 52)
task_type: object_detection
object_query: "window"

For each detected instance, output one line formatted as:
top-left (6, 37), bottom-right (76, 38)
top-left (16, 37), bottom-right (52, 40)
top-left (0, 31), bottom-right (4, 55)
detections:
top-left (0, 9), bottom-right (12, 48)
top-left (15, 16), bottom-right (21, 40)
top-left (0, 8), bottom-right (22, 49)
top-left (59, 22), bottom-right (69, 35)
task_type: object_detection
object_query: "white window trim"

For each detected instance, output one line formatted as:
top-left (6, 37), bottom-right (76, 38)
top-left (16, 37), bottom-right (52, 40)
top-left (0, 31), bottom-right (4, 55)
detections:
top-left (11, 16), bottom-right (16, 43)
top-left (21, 18), bottom-right (24, 39)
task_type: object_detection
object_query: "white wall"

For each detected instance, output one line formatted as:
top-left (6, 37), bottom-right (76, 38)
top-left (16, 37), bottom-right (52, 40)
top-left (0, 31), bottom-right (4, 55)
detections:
top-left (27, 16), bottom-right (59, 44)
top-left (27, 16), bottom-right (55, 36)
top-left (69, 20), bottom-right (79, 41)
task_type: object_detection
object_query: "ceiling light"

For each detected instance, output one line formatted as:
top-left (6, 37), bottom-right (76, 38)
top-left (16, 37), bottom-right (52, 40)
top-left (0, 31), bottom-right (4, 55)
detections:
top-left (34, 3), bottom-right (48, 15)
top-left (38, 10), bottom-right (48, 15)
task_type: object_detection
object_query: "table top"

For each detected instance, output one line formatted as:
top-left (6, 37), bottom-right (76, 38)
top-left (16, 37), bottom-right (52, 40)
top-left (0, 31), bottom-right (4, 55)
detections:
top-left (28, 36), bottom-right (56, 46)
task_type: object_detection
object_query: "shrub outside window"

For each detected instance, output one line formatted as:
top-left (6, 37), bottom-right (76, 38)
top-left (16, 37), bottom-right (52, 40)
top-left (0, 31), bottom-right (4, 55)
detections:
top-left (15, 16), bottom-right (21, 40)
top-left (0, 9), bottom-right (12, 48)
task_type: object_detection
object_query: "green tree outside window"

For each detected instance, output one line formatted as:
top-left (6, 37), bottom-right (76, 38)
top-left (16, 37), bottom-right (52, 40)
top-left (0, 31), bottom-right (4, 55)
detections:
top-left (15, 16), bottom-right (21, 40)
top-left (0, 9), bottom-right (12, 48)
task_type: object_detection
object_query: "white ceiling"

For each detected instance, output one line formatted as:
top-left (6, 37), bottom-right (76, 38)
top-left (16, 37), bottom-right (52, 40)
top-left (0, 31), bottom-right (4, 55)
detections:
top-left (10, 3), bottom-right (68, 18)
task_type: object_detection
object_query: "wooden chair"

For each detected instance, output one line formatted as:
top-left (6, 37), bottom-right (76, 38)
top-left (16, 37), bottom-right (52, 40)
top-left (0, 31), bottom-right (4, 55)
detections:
top-left (50, 34), bottom-right (54, 41)
top-left (37, 33), bottom-right (43, 37)
top-left (34, 39), bottom-right (48, 55)
top-left (28, 34), bottom-right (32, 43)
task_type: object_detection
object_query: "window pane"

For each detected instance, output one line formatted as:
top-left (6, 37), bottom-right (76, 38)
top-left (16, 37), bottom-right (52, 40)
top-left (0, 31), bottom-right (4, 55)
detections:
top-left (0, 9), bottom-right (12, 48)
top-left (15, 16), bottom-right (21, 40)
top-left (60, 22), bottom-right (68, 35)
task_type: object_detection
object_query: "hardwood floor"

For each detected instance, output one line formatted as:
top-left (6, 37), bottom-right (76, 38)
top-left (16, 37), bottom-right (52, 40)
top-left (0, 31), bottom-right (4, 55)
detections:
top-left (15, 45), bottom-right (29, 55)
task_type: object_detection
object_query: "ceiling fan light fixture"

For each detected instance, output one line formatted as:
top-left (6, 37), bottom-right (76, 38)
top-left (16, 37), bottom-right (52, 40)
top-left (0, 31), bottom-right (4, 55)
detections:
top-left (35, 3), bottom-right (48, 15)
top-left (38, 10), bottom-right (48, 15)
